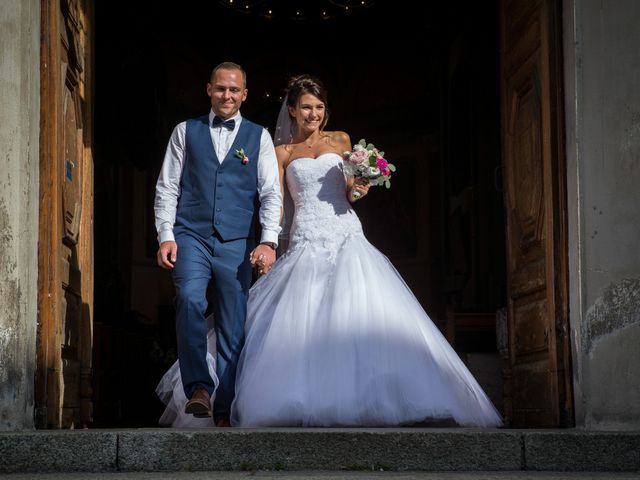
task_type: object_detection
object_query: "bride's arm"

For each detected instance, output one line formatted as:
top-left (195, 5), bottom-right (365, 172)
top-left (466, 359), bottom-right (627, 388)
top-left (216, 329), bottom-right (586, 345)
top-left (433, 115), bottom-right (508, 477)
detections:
top-left (275, 145), bottom-right (288, 224)
top-left (275, 145), bottom-right (291, 254)
top-left (334, 131), bottom-right (370, 203)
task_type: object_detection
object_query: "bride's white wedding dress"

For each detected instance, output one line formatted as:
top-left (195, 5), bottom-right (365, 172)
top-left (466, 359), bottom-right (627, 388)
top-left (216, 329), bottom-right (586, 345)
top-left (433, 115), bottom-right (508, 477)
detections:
top-left (157, 153), bottom-right (502, 428)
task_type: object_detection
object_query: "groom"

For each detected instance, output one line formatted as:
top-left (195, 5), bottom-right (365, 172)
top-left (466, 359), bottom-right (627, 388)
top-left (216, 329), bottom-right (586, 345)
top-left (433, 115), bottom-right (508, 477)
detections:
top-left (154, 62), bottom-right (281, 426)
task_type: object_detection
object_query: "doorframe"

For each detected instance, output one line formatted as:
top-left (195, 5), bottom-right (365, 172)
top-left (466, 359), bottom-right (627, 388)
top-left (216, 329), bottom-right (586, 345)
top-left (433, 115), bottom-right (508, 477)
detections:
top-left (561, 0), bottom-right (584, 427)
top-left (499, 0), bottom-right (574, 427)
top-left (36, 0), bottom-right (94, 429)
top-left (36, 0), bottom-right (64, 428)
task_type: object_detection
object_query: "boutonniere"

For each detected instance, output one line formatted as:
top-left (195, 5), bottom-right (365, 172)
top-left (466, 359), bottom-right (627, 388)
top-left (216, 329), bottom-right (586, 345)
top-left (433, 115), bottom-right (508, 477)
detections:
top-left (235, 148), bottom-right (249, 165)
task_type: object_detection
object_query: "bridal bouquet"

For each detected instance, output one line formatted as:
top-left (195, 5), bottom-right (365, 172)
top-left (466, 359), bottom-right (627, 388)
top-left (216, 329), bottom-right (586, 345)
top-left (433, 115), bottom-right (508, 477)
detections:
top-left (343, 139), bottom-right (395, 198)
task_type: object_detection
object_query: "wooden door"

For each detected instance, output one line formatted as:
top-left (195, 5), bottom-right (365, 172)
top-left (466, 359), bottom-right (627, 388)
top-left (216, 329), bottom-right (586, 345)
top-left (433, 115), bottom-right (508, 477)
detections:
top-left (500, 0), bottom-right (573, 427)
top-left (37, 0), bottom-right (94, 428)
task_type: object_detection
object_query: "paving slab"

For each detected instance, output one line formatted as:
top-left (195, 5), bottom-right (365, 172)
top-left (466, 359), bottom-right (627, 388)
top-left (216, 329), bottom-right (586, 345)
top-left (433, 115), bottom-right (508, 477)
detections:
top-left (118, 428), bottom-right (522, 472)
top-left (523, 431), bottom-right (640, 471)
top-left (0, 431), bottom-right (117, 473)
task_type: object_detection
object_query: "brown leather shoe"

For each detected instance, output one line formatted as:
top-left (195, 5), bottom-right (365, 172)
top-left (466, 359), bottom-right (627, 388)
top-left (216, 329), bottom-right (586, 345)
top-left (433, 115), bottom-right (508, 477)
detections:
top-left (185, 388), bottom-right (211, 418)
top-left (215, 416), bottom-right (231, 428)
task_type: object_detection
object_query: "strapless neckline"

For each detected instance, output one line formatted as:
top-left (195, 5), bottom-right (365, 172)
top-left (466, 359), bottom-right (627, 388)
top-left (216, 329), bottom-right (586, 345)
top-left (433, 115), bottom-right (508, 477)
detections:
top-left (287, 151), bottom-right (342, 169)
top-left (282, 151), bottom-right (363, 259)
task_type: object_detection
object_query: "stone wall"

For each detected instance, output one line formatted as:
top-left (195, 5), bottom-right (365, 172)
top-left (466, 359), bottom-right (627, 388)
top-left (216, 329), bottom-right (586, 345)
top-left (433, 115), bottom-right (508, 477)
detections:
top-left (0, 0), bottom-right (40, 430)
top-left (565, 0), bottom-right (640, 429)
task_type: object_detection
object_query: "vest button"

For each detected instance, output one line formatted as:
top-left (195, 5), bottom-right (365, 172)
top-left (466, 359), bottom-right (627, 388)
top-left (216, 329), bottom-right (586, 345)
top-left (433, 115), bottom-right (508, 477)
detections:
top-left (215, 221), bottom-right (220, 225)
top-left (216, 208), bottom-right (221, 212)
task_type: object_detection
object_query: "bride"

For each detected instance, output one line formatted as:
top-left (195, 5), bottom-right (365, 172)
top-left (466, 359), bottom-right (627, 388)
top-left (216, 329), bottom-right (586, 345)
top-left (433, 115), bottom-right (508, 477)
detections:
top-left (158, 74), bottom-right (502, 428)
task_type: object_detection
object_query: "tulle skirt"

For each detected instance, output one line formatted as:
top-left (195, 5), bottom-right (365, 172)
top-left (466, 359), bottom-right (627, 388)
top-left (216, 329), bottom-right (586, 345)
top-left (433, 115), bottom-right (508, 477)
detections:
top-left (229, 234), bottom-right (503, 427)
top-left (155, 317), bottom-right (218, 428)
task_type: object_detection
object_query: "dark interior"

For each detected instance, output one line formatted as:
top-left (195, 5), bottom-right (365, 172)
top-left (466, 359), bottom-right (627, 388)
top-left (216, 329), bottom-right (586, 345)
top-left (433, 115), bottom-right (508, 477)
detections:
top-left (92, 0), bottom-right (505, 427)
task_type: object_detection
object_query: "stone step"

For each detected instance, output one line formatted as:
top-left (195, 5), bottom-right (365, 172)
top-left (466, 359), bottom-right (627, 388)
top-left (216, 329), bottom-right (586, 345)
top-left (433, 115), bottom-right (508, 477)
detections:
top-left (0, 472), bottom-right (638, 480)
top-left (1, 429), bottom-right (639, 474)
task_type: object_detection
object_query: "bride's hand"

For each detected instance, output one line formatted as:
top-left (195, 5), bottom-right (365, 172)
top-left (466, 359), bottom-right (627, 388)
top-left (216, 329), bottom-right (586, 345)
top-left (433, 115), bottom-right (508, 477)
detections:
top-left (349, 178), bottom-right (370, 202)
top-left (250, 243), bottom-right (276, 275)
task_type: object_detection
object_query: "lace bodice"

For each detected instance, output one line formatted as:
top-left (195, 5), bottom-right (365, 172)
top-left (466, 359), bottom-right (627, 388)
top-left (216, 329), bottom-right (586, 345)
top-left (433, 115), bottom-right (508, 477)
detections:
top-left (285, 153), bottom-right (364, 258)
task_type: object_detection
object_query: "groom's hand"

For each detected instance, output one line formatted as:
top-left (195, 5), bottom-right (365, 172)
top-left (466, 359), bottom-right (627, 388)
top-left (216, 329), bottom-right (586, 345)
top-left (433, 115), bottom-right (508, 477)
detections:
top-left (250, 244), bottom-right (276, 275)
top-left (157, 241), bottom-right (178, 269)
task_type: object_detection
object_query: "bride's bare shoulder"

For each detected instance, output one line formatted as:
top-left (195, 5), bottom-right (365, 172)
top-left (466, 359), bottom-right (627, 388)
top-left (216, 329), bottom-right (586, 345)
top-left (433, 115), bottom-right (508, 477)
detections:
top-left (275, 143), bottom-right (295, 167)
top-left (325, 131), bottom-right (351, 150)
top-left (275, 143), bottom-right (293, 156)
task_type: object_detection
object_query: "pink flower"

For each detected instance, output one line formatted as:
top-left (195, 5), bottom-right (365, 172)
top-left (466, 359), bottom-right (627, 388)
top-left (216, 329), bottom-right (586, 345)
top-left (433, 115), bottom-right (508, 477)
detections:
top-left (376, 157), bottom-right (389, 170)
top-left (342, 139), bottom-right (396, 190)
top-left (235, 148), bottom-right (249, 165)
top-left (348, 149), bottom-right (369, 165)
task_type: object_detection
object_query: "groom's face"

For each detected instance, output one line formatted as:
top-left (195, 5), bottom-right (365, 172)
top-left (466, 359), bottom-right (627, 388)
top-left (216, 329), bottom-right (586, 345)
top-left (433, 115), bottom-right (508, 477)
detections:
top-left (207, 68), bottom-right (248, 120)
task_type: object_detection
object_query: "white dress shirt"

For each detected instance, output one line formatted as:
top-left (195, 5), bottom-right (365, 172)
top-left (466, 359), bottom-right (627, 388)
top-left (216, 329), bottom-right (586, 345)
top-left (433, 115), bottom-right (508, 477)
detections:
top-left (154, 110), bottom-right (282, 245)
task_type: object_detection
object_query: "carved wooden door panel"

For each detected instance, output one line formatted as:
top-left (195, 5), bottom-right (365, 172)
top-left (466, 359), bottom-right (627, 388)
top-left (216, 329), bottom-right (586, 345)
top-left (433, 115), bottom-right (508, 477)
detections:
top-left (500, 0), bottom-right (572, 427)
top-left (37, 0), bottom-right (94, 428)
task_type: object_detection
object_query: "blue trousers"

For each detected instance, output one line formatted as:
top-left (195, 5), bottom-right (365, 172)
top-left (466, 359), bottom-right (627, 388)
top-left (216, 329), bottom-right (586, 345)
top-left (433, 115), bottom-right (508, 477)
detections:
top-left (172, 231), bottom-right (253, 418)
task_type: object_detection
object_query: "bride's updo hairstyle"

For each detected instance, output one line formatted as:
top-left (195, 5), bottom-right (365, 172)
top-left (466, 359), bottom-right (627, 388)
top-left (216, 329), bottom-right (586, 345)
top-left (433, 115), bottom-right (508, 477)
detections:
top-left (286, 74), bottom-right (330, 131)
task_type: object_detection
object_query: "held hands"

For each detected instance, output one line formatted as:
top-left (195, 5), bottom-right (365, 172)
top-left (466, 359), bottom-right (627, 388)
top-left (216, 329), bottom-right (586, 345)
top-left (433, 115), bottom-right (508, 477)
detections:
top-left (250, 243), bottom-right (276, 275)
top-left (349, 178), bottom-right (370, 203)
top-left (157, 240), bottom-right (276, 274)
top-left (157, 241), bottom-right (178, 269)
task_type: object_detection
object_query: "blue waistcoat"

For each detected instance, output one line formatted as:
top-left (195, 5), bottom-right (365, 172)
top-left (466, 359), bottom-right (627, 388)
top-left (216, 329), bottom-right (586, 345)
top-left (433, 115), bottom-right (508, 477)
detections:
top-left (174, 115), bottom-right (262, 241)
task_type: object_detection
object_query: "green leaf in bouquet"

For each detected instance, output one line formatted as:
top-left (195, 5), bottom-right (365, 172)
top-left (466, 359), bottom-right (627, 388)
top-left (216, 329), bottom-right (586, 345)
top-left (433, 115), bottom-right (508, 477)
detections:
top-left (379, 151), bottom-right (385, 157)
top-left (366, 143), bottom-right (374, 150)
top-left (358, 139), bottom-right (367, 147)
top-left (388, 164), bottom-right (396, 172)
top-left (385, 180), bottom-right (391, 188)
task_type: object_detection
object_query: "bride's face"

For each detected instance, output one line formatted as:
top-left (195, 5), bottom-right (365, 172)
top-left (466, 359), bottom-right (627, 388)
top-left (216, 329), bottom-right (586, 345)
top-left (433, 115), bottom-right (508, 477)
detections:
top-left (290, 93), bottom-right (325, 135)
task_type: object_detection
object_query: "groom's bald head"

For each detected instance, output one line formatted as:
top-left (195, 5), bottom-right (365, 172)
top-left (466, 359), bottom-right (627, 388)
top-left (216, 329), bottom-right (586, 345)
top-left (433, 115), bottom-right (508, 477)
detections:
top-left (211, 62), bottom-right (247, 88)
